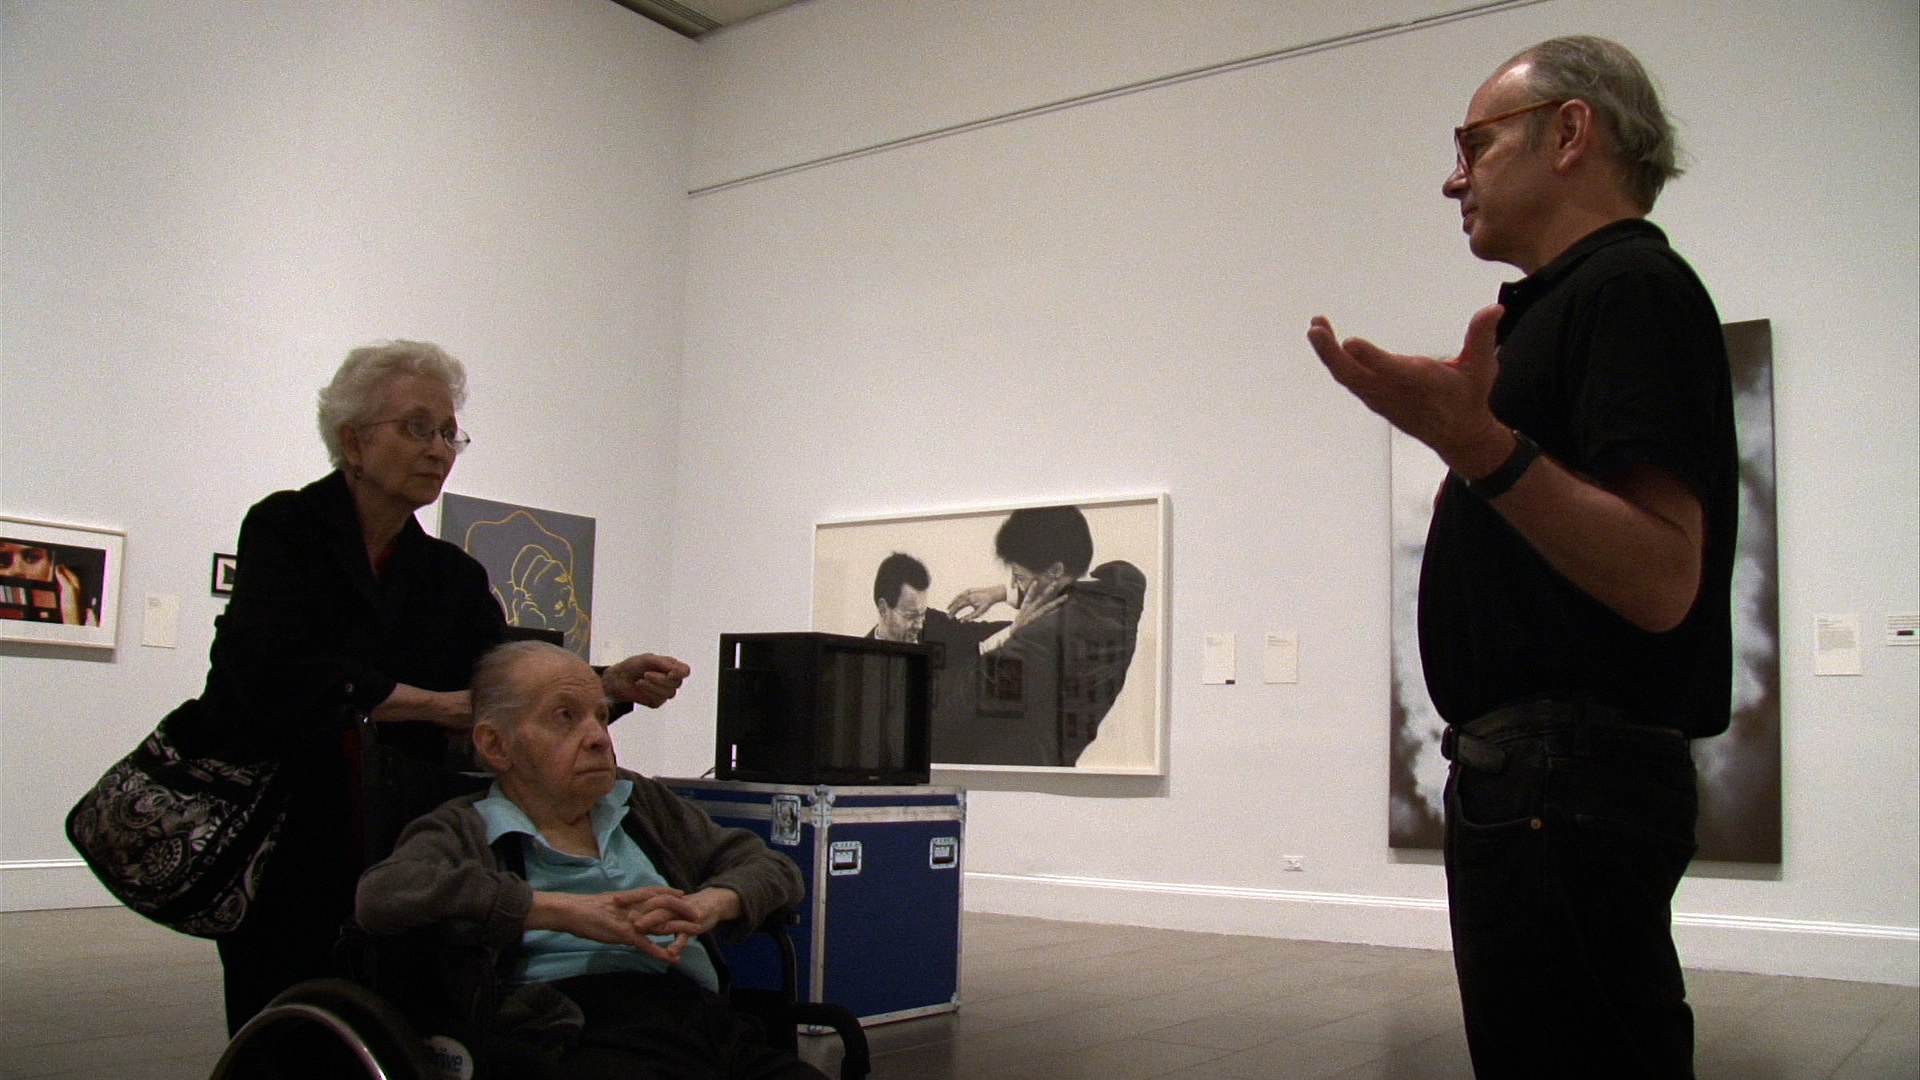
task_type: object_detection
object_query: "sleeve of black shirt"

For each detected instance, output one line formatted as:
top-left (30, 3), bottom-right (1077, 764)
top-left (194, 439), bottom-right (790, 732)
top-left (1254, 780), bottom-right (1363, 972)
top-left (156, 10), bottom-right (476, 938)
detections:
top-left (1571, 265), bottom-right (1729, 502)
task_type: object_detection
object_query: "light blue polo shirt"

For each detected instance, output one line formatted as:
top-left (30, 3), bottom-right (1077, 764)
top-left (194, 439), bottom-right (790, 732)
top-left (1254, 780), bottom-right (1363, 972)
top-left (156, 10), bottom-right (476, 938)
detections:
top-left (475, 779), bottom-right (719, 992)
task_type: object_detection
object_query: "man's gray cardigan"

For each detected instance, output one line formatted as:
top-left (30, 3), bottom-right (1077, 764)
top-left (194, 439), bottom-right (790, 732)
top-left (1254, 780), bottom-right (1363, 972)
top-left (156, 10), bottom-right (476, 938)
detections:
top-left (355, 769), bottom-right (805, 1038)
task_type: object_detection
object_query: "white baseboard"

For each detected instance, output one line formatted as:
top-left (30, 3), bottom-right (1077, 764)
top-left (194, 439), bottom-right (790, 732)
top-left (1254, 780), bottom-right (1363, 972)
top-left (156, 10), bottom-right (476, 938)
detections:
top-left (1670, 910), bottom-right (1920, 986)
top-left (13, 861), bottom-right (1913, 987)
top-left (0, 859), bottom-right (117, 911)
top-left (965, 871), bottom-right (1920, 987)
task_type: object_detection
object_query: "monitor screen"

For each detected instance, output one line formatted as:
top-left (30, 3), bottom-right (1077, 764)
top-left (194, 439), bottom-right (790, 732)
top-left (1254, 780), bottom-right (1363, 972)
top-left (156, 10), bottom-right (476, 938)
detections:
top-left (717, 632), bottom-right (931, 785)
top-left (820, 645), bottom-right (912, 775)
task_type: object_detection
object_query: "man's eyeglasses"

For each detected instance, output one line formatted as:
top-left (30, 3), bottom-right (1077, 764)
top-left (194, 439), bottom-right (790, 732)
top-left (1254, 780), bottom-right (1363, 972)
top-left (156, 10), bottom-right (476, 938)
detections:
top-left (362, 416), bottom-right (471, 453)
top-left (1453, 99), bottom-right (1565, 175)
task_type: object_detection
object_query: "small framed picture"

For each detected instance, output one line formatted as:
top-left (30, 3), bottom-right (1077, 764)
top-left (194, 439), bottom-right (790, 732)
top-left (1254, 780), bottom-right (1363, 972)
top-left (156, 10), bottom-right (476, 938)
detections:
top-left (211, 553), bottom-right (238, 596)
top-left (0, 516), bottom-right (125, 649)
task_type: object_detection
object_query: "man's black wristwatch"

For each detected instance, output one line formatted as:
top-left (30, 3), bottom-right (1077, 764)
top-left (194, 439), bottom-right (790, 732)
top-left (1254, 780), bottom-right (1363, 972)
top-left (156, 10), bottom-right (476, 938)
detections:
top-left (1465, 429), bottom-right (1541, 500)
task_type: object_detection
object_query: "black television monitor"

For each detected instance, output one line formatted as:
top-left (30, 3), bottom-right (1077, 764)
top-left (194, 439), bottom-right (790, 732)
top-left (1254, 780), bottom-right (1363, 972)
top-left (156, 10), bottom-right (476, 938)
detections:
top-left (716, 632), bottom-right (932, 786)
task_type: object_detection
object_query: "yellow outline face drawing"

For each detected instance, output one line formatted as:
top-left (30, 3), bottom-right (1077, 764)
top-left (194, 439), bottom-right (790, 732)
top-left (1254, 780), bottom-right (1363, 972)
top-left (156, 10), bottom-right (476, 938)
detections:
top-left (463, 510), bottom-right (592, 656)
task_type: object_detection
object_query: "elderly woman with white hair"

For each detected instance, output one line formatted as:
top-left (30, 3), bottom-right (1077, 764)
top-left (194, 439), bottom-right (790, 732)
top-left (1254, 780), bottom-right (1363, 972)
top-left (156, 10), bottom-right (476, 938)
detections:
top-left (182, 340), bottom-right (690, 1035)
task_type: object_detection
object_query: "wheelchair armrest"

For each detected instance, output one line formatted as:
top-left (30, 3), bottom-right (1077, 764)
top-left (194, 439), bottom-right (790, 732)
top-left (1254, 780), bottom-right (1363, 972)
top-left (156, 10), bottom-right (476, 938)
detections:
top-left (337, 920), bottom-right (504, 1047)
top-left (404, 917), bottom-right (495, 948)
top-left (736, 908), bottom-right (872, 1080)
top-left (339, 918), bottom-right (496, 969)
top-left (747, 906), bottom-right (805, 1003)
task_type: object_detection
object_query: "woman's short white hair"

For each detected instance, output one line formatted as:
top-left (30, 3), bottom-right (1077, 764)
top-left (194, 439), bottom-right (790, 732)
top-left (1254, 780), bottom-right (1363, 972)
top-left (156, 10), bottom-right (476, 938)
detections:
top-left (316, 340), bottom-right (469, 469)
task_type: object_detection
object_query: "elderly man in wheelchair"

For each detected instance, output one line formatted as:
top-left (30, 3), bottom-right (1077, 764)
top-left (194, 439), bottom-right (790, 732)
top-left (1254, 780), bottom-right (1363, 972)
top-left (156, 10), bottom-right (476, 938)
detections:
top-left (352, 638), bottom-right (827, 1080)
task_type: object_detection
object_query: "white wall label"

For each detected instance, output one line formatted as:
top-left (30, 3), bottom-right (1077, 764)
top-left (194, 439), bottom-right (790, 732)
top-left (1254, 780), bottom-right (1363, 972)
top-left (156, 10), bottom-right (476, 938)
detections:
top-left (1264, 630), bottom-right (1299, 684)
top-left (141, 593), bottom-right (180, 649)
top-left (1814, 614), bottom-right (1863, 676)
top-left (1202, 632), bottom-right (1235, 684)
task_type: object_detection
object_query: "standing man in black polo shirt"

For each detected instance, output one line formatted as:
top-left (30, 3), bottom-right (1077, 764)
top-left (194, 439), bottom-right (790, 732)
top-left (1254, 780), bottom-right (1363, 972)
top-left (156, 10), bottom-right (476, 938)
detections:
top-left (1307, 36), bottom-right (1736, 1080)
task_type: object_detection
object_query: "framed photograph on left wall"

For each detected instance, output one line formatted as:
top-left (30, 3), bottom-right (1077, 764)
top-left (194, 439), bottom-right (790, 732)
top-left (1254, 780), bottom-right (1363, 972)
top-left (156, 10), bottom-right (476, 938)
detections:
top-left (0, 516), bottom-right (125, 649)
top-left (210, 553), bottom-right (238, 596)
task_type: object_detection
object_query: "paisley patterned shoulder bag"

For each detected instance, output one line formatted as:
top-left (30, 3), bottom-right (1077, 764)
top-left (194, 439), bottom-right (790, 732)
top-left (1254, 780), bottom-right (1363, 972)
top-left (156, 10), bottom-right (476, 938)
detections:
top-left (65, 700), bottom-right (288, 938)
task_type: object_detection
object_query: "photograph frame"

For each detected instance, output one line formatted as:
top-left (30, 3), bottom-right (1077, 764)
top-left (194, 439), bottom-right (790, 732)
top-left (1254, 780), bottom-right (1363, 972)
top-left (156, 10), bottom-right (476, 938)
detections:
top-left (210, 553), bottom-right (238, 596)
top-left (437, 492), bottom-right (598, 661)
top-left (813, 493), bottom-right (1168, 776)
top-left (1384, 320), bottom-right (1783, 863)
top-left (0, 515), bottom-right (125, 649)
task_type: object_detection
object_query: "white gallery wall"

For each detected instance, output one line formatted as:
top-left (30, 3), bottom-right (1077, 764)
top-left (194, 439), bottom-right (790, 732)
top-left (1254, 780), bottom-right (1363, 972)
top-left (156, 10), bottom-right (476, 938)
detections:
top-left (1, 0), bottom-right (694, 905)
top-left (665, 0), bottom-right (1920, 984)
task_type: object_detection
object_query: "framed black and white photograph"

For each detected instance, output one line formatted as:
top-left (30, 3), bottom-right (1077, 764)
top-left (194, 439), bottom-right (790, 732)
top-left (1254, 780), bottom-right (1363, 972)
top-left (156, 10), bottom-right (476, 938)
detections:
top-left (813, 494), bottom-right (1167, 775)
top-left (210, 552), bottom-right (238, 596)
top-left (1386, 320), bottom-right (1782, 863)
top-left (0, 516), bottom-right (124, 649)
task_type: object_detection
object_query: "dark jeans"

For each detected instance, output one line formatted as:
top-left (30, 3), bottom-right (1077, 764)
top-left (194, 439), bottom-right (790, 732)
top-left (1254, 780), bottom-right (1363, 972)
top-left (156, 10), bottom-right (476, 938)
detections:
top-left (512, 972), bottom-right (825, 1080)
top-left (1443, 701), bottom-right (1699, 1080)
top-left (215, 778), bottom-right (360, 1036)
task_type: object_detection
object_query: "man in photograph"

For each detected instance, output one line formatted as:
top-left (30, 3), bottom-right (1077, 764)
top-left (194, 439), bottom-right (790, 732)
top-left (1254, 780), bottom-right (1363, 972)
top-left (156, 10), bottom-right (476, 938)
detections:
top-left (868, 552), bottom-right (934, 644)
top-left (1308, 36), bottom-right (1737, 1079)
top-left (867, 551), bottom-right (1005, 738)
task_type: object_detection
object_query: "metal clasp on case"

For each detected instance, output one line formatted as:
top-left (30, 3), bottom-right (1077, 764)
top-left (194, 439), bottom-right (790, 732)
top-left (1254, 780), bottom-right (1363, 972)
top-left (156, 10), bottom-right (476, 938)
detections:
top-left (771, 794), bottom-right (803, 846)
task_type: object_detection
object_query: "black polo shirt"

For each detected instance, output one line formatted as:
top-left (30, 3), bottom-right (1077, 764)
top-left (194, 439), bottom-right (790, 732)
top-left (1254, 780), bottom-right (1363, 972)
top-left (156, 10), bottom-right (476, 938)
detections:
top-left (1418, 219), bottom-right (1738, 738)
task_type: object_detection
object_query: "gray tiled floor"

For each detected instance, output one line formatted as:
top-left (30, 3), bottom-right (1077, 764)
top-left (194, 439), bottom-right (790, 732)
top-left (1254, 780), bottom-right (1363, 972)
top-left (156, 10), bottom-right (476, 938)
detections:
top-left (1, 906), bottom-right (1914, 1079)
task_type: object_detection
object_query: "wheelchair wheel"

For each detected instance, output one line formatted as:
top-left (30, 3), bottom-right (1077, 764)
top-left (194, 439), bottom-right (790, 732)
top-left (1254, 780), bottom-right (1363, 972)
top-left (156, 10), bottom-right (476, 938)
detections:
top-left (209, 977), bottom-right (442, 1080)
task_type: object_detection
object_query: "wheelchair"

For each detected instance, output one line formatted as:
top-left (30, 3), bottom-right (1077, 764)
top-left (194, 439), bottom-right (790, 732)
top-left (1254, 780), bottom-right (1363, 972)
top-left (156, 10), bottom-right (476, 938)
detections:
top-left (208, 681), bottom-right (871, 1080)
top-left (208, 914), bottom-right (870, 1080)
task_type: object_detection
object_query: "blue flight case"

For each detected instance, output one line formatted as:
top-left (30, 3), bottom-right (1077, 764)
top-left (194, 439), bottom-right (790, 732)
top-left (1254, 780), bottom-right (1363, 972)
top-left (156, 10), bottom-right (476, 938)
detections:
top-left (662, 778), bottom-right (965, 1026)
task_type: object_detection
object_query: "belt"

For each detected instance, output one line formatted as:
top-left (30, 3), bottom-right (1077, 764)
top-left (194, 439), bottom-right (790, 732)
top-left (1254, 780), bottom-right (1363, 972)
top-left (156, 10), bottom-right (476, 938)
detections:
top-left (1440, 700), bottom-right (1689, 774)
top-left (1440, 725), bottom-right (1505, 772)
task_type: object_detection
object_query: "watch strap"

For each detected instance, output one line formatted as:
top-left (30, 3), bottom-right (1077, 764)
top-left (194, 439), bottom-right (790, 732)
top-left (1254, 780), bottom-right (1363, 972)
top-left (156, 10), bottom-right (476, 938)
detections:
top-left (1465, 429), bottom-right (1541, 500)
